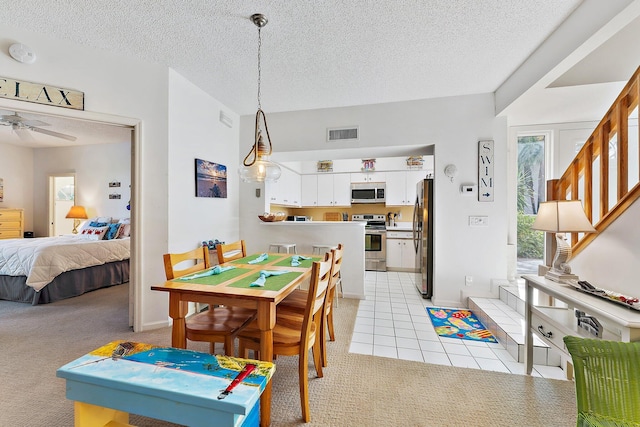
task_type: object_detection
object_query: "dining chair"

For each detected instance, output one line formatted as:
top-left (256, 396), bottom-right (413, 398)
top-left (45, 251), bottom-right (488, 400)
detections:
top-left (563, 335), bottom-right (640, 426)
top-left (237, 251), bottom-right (333, 423)
top-left (216, 240), bottom-right (247, 264)
top-left (278, 243), bottom-right (343, 367)
top-left (163, 246), bottom-right (256, 356)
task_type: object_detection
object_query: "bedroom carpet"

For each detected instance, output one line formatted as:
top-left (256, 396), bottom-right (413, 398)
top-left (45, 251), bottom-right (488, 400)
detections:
top-left (0, 283), bottom-right (578, 426)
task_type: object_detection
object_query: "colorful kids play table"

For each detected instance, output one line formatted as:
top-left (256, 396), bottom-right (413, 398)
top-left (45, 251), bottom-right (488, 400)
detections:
top-left (56, 341), bottom-right (275, 427)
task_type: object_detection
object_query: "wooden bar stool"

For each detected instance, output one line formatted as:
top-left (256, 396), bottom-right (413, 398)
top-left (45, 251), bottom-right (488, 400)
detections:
top-left (268, 243), bottom-right (297, 253)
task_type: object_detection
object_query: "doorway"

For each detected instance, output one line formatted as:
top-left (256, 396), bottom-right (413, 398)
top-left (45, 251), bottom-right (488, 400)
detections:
top-left (0, 102), bottom-right (140, 330)
top-left (516, 133), bottom-right (547, 275)
top-left (48, 174), bottom-right (76, 236)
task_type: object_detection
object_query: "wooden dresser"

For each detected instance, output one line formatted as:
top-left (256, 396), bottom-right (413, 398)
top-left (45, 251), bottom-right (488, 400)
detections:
top-left (0, 208), bottom-right (24, 239)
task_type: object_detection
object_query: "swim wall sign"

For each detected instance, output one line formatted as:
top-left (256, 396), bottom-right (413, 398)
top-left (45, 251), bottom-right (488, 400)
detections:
top-left (0, 76), bottom-right (84, 110)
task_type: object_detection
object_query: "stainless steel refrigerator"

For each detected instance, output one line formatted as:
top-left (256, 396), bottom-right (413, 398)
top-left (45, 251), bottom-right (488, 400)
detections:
top-left (413, 178), bottom-right (434, 298)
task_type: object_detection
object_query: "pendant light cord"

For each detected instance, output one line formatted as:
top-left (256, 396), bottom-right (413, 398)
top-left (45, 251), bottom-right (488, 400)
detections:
top-left (257, 26), bottom-right (262, 111)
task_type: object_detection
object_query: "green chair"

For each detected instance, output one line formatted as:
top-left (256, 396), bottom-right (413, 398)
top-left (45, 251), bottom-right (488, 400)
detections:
top-left (563, 336), bottom-right (640, 427)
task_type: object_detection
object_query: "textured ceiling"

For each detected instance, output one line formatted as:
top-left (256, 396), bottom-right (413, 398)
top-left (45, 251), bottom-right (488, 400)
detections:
top-left (1, 0), bottom-right (582, 116)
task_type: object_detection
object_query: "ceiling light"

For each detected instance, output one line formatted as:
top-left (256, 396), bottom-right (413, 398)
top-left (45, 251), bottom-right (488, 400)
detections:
top-left (238, 13), bottom-right (281, 183)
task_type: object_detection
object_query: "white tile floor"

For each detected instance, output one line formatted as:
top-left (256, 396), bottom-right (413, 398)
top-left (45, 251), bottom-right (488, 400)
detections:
top-left (348, 270), bottom-right (567, 380)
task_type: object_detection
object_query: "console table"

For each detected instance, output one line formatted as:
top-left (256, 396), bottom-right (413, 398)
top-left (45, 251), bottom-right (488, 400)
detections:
top-left (523, 274), bottom-right (640, 378)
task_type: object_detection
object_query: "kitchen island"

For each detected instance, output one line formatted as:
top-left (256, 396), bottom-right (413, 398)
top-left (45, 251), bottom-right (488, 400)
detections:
top-left (243, 221), bottom-right (365, 299)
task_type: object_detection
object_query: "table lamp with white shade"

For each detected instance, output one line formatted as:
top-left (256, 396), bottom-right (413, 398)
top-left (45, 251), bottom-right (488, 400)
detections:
top-left (531, 200), bottom-right (596, 282)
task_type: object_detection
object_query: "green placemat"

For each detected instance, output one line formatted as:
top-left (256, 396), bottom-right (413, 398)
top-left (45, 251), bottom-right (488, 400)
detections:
top-left (172, 267), bottom-right (252, 286)
top-left (230, 254), bottom-right (286, 265)
top-left (227, 271), bottom-right (303, 291)
top-left (273, 256), bottom-right (322, 268)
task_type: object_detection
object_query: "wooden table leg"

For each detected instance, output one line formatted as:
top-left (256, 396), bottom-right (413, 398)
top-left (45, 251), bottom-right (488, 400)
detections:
top-left (168, 294), bottom-right (188, 348)
top-left (257, 301), bottom-right (275, 427)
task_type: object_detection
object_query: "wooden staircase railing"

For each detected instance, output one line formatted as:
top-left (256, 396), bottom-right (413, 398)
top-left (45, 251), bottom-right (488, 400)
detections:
top-left (548, 66), bottom-right (640, 258)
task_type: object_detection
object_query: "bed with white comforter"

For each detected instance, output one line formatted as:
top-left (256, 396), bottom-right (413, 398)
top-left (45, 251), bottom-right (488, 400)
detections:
top-left (0, 235), bottom-right (130, 304)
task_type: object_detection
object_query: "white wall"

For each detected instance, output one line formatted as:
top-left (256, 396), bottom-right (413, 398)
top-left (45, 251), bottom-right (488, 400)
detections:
top-left (0, 142), bottom-right (34, 230)
top-left (167, 69), bottom-right (240, 253)
top-left (32, 142), bottom-right (131, 236)
top-left (240, 94), bottom-right (509, 307)
top-left (571, 198), bottom-right (640, 295)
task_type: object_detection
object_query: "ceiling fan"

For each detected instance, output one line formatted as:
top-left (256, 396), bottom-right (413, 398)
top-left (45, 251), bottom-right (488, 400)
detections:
top-left (0, 113), bottom-right (77, 142)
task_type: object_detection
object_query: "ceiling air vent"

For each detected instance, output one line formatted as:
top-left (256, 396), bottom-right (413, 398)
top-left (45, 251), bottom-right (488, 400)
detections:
top-left (327, 126), bottom-right (358, 142)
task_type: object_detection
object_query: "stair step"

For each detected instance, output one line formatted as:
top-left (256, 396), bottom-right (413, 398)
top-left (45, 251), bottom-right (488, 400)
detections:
top-left (468, 284), bottom-right (561, 367)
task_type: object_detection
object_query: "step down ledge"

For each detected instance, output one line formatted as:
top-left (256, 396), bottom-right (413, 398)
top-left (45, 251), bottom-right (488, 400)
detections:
top-left (469, 295), bottom-right (561, 367)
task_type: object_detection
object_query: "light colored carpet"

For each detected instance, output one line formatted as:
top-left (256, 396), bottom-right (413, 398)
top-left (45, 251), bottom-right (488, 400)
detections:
top-left (0, 283), bottom-right (577, 426)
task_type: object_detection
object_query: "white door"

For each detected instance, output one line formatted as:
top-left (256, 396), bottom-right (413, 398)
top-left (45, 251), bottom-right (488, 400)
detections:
top-left (49, 174), bottom-right (76, 236)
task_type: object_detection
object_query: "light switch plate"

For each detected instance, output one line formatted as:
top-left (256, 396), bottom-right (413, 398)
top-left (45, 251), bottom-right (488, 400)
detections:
top-left (469, 216), bottom-right (488, 227)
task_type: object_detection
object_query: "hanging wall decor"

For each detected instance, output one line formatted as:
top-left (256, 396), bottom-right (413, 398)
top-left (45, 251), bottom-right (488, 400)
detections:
top-left (406, 156), bottom-right (424, 169)
top-left (0, 178), bottom-right (3, 202)
top-left (361, 158), bottom-right (376, 171)
top-left (0, 76), bottom-right (84, 110)
top-left (195, 158), bottom-right (227, 198)
top-left (317, 160), bottom-right (333, 172)
top-left (478, 140), bottom-right (494, 202)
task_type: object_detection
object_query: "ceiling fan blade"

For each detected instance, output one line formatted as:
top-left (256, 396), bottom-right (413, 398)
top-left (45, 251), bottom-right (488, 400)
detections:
top-left (21, 119), bottom-right (50, 127)
top-left (29, 126), bottom-right (77, 141)
top-left (13, 128), bottom-right (35, 142)
top-left (1, 114), bottom-right (26, 123)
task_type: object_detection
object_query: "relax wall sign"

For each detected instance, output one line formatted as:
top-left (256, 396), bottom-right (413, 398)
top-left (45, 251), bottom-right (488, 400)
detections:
top-left (0, 76), bottom-right (84, 110)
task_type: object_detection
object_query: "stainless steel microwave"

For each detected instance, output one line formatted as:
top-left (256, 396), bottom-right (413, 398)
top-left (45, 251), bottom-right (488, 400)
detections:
top-left (351, 182), bottom-right (385, 204)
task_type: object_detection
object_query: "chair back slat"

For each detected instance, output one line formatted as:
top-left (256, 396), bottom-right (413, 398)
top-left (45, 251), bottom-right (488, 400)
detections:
top-left (325, 243), bottom-right (343, 315)
top-left (301, 252), bottom-right (332, 344)
top-left (217, 240), bottom-right (247, 264)
top-left (163, 246), bottom-right (211, 280)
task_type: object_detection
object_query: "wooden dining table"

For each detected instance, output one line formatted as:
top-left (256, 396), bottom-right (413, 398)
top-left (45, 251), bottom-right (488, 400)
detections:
top-left (151, 252), bottom-right (320, 427)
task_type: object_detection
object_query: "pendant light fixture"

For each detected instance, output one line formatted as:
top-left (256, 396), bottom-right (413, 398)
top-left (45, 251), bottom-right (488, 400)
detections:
top-left (238, 13), bottom-right (281, 183)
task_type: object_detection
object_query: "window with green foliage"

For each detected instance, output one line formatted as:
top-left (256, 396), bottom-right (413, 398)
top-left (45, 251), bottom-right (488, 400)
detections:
top-left (517, 135), bottom-right (546, 273)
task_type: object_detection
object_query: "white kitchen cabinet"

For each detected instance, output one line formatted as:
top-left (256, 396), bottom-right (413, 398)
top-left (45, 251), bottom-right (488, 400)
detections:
top-left (386, 231), bottom-right (416, 271)
top-left (317, 173), bottom-right (351, 207)
top-left (267, 167), bottom-right (301, 207)
top-left (301, 174), bottom-right (318, 207)
top-left (350, 171), bottom-right (385, 183)
top-left (385, 170), bottom-right (426, 206)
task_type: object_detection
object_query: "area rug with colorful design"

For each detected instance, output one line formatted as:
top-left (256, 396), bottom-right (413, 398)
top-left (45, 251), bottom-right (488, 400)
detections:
top-left (426, 307), bottom-right (497, 343)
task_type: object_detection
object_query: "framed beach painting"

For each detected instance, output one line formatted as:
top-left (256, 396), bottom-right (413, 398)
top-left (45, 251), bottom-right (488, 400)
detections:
top-left (195, 158), bottom-right (227, 198)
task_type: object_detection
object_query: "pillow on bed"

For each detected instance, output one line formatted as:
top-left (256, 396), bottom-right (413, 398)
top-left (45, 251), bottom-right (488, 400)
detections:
top-left (79, 217), bottom-right (113, 233)
top-left (118, 218), bottom-right (131, 238)
top-left (89, 221), bottom-right (109, 227)
top-left (104, 223), bottom-right (122, 240)
top-left (80, 225), bottom-right (109, 240)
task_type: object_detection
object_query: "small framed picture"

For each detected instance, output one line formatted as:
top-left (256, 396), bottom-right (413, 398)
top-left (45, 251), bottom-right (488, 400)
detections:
top-left (195, 158), bottom-right (227, 198)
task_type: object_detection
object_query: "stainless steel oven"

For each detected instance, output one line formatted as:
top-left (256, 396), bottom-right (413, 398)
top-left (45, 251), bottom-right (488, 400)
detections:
top-left (353, 214), bottom-right (387, 271)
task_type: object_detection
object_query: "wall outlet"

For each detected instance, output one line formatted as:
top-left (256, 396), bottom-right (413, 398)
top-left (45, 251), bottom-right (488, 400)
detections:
top-left (469, 216), bottom-right (488, 227)
top-left (465, 275), bottom-right (473, 286)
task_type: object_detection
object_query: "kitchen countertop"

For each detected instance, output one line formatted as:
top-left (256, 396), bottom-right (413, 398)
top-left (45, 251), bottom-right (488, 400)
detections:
top-left (387, 221), bottom-right (412, 231)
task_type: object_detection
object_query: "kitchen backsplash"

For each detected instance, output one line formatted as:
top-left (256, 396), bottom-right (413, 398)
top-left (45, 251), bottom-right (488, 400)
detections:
top-left (269, 204), bottom-right (414, 223)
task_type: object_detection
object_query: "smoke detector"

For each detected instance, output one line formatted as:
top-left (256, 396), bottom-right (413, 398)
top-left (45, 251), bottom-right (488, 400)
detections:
top-left (9, 43), bottom-right (36, 64)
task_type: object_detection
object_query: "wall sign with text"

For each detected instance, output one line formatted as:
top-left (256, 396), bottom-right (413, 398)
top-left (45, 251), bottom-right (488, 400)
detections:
top-left (0, 76), bottom-right (84, 110)
top-left (478, 140), bottom-right (494, 202)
